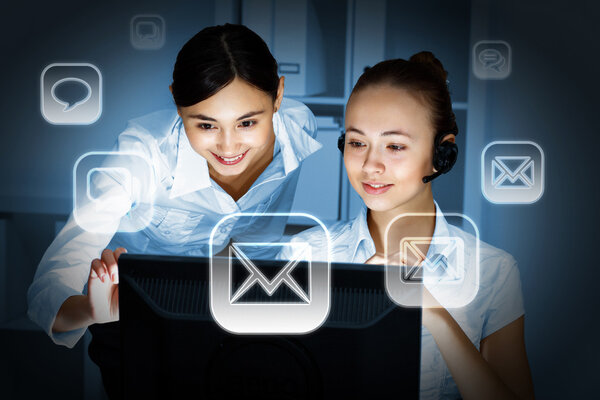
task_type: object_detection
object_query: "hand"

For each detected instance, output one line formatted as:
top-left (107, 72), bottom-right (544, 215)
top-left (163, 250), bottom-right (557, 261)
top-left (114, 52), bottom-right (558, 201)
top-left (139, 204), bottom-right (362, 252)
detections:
top-left (87, 247), bottom-right (127, 324)
top-left (421, 287), bottom-right (447, 330)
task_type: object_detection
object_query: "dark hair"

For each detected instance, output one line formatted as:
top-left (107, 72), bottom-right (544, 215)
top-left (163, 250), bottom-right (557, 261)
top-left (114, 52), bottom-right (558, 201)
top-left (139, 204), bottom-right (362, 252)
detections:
top-left (171, 24), bottom-right (279, 107)
top-left (350, 51), bottom-right (458, 143)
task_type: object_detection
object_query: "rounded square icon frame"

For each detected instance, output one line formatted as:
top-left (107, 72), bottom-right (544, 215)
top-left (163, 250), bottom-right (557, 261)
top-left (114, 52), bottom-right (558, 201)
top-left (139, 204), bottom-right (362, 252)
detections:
top-left (130, 14), bottom-right (166, 50)
top-left (40, 63), bottom-right (103, 125)
top-left (73, 151), bottom-right (155, 234)
top-left (481, 140), bottom-right (545, 204)
top-left (209, 212), bottom-right (332, 335)
top-left (384, 212), bottom-right (480, 309)
top-left (472, 40), bottom-right (512, 80)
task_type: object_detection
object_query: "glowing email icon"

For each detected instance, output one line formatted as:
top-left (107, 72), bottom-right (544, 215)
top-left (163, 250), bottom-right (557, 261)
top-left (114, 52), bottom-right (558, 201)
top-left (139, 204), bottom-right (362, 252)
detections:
top-left (229, 242), bottom-right (311, 304)
top-left (400, 237), bottom-right (465, 284)
top-left (491, 156), bottom-right (534, 189)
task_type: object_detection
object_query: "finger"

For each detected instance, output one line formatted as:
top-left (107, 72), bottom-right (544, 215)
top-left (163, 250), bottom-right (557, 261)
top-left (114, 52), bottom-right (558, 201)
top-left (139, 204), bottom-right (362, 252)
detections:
top-left (91, 258), bottom-right (107, 282)
top-left (101, 249), bottom-right (119, 283)
top-left (114, 247), bottom-right (127, 261)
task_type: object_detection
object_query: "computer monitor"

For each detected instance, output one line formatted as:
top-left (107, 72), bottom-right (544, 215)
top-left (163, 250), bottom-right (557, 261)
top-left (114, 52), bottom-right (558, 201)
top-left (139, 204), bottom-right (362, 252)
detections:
top-left (118, 254), bottom-right (422, 399)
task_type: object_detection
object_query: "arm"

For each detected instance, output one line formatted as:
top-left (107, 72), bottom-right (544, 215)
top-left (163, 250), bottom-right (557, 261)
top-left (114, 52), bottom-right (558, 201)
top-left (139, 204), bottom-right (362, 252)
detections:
top-left (423, 303), bottom-right (534, 399)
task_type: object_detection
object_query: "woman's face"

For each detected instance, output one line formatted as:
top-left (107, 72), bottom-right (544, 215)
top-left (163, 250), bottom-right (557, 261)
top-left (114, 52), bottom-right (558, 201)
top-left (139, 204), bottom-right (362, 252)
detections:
top-left (177, 76), bottom-right (284, 181)
top-left (343, 85), bottom-right (442, 213)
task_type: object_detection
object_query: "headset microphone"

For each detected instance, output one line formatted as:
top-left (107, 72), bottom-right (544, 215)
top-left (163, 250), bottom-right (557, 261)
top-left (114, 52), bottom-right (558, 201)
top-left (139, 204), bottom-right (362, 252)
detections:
top-left (422, 170), bottom-right (443, 184)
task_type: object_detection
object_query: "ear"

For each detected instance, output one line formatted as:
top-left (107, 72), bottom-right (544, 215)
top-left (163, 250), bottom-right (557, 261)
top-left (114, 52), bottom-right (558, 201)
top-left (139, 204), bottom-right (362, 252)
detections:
top-left (274, 76), bottom-right (285, 112)
top-left (440, 133), bottom-right (456, 144)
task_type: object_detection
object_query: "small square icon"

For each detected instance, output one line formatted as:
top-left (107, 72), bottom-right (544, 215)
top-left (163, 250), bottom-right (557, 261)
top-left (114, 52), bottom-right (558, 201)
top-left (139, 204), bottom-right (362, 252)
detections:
top-left (210, 213), bottom-right (331, 334)
top-left (473, 40), bottom-right (511, 80)
top-left (482, 141), bottom-right (545, 204)
top-left (130, 15), bottom-right (165, 50)
top-left (74, 152), bottom-right (155, 233)
top-left (385, 213), bottom-right (480, 308)
top-left (41, 63), bottom-right (102, 125)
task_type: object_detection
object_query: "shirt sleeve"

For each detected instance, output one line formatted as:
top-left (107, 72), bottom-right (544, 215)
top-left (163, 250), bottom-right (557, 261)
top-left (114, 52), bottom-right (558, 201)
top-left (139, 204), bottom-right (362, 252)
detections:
top-left (481, 255), bottom-right (525, 339)
top-left (27, 127), bottom-right (158, 348)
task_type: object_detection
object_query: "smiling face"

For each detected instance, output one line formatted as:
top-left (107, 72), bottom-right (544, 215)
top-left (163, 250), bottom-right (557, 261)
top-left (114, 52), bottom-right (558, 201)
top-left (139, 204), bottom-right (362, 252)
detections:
top-left (177, 76), bottom-right (284, 186)
top-left (343, 85), bottom-right (440, 214)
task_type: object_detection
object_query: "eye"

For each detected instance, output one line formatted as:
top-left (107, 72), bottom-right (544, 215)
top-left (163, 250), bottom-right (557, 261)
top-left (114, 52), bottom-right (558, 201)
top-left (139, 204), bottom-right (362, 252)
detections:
top-left (348, 140), bottom-right (365, 148)
top-left (238, 120), bottom-right (257, 129)
top-left (197, 123), bottom-right (216, 131)
top-left (388, 144), bottom-right (406, 152)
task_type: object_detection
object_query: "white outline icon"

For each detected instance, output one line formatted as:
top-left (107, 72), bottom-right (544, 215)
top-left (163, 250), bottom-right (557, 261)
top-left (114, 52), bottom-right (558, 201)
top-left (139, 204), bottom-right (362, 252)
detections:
top-left (41, 63), bottom-right (102, 125)
top-left (473, 40), bottom-right (512, 80)
top-left (73, 151), bottom-right (155, 233)
top-left (209, 213), bottom-right (331, 334)
top-left (130, 14), bottom-right (166, 50)
top-left (385, 213), bottom-right (480, 308)
top-left (482, 141), bottom-right (545, 204)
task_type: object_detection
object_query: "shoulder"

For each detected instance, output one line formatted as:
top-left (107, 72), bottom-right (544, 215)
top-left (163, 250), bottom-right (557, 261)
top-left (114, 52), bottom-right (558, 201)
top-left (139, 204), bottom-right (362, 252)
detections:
top-left (121, 109), bottom-right (180, 141)
top-left (114, 109), bottom-right (180, 159)
top-left (447, 224), bottom-right (521, 301)
top-left (284, 219), bottom-right (356, 262)
top-left (278, 98), bottom-right (318, 138)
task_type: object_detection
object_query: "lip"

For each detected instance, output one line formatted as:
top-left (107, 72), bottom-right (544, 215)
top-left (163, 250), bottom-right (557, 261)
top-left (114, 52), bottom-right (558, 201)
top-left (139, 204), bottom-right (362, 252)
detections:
top-left (362, 181), bottom-right (394, 195)
top-left (211, 149), bottom-right (249, 166)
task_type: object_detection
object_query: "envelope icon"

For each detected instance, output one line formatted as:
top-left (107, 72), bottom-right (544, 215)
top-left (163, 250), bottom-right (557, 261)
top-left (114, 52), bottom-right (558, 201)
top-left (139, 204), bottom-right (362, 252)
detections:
top-left (491, 156), bottom-right (534, 189)
top-left (229, 242), bottom-right (311, 304)
top-left (400, 237), bottom-right (465, 284)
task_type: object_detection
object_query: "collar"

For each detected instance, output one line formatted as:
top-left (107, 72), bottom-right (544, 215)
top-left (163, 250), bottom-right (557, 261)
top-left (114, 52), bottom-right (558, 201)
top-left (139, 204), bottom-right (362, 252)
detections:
top-left (169, 119), bottom-right (212, 198)
top-left (347, 201), bottom-right (450, 263)
top-left (272, 108), bottom-right (322, 176)
top-left (348, 205), bottom-right (376, 262)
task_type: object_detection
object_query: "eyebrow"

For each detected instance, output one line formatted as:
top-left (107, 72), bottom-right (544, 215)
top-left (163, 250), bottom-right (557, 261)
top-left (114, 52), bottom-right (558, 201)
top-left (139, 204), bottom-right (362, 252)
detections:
top-left (189, 110), bottom-right (265, 122)
top-left (345, 127), bottom-right (413, 139)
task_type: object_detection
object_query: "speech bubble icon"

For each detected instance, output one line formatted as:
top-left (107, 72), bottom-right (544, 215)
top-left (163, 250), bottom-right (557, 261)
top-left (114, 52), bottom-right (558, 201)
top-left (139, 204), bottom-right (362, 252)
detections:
top-left (51, 77), bottom-right (92, 112)
top-left (478, 49), bottom-right (506, 72)
top-left (136, 21), bottom-right (158, 40)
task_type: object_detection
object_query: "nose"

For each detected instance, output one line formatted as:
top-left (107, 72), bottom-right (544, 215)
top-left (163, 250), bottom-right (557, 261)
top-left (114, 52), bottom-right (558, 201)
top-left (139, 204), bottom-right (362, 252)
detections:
top-left (362, 147), bottom-right (385, 175)
top-left (216, 129), bottom-right (241, 155)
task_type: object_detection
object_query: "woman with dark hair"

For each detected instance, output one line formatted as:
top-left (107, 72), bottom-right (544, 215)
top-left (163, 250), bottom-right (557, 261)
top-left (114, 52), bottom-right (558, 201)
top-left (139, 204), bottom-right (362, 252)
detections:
top-left (27, 24), bottom-right (320, 395)
top-left (280, 52), bottom-right (535, 399)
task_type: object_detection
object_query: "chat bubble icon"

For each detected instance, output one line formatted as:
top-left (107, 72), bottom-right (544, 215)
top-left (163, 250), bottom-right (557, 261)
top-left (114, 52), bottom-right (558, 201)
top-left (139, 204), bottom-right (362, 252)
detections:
top-left (473, 41), bottom-right (511, 80)
top-left (41, 63), bottom-right (102, 125)
top-left (130, 15), bottom-right (165, 50)
top-left (136, 21), bottom-right (158, 40)
top-left (478, 49), bottom-right (505, 72)
top-left (51, 77), bottom-right (92, 112)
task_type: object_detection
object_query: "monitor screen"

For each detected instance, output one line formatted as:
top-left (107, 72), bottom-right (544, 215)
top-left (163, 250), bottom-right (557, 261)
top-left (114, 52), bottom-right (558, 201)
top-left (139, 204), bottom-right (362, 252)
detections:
top-left (118, 254), bottom-right (422, 399)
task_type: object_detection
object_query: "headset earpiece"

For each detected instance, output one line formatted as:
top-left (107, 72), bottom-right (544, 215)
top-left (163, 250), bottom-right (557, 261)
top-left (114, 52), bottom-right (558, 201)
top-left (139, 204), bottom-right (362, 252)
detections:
top-left (422, 136), bottom-right (458, 184)
top-left (337, 133), bottom-right (346, 154)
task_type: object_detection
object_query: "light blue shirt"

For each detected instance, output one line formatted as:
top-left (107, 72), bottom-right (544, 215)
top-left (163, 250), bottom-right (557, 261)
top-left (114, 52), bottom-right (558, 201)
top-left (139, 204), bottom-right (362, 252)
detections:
top-left (27, 98), bottom-right (321, 348)
top-left (279, 202), bottom-right (525, 400)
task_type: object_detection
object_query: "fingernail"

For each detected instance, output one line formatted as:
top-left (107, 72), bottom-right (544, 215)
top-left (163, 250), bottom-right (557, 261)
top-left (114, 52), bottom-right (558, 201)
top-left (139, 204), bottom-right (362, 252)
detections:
top-left (101, 273), bottom-right (106, 282)
top-left (111, 273), bottom-right (116, 282)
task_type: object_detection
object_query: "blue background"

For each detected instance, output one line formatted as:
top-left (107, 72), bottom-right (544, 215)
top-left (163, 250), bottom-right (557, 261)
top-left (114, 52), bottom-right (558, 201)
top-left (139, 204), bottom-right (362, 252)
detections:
top-left (0, 0), bottom-right (598, 398)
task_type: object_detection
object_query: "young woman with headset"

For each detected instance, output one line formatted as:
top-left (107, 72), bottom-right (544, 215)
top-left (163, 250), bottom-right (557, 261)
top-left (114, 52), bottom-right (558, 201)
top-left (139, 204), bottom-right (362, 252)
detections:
top-left (280, 52), bottom-right (535, 399)
top-left (27, 23), bottom-right (320, 397)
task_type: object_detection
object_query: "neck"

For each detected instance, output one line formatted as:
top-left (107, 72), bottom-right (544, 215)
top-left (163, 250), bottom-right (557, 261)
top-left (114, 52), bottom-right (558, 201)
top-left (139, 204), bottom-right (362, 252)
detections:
top-left (367, 188), bottom-right (436, 255)
top-left (210, 133), bottom-right (276, 202)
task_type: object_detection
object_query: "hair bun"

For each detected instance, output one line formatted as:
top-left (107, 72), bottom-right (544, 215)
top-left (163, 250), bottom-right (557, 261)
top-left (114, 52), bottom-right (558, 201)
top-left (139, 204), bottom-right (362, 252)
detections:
top-left (409, 51), bottom-right (448, 82)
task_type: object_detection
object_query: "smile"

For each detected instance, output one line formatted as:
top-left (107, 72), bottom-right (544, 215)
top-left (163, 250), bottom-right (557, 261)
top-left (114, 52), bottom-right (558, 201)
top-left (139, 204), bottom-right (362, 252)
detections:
top-left (362, 182), bottom-right (394, 195)
top-left (211, 150), bottom-right (249, 166)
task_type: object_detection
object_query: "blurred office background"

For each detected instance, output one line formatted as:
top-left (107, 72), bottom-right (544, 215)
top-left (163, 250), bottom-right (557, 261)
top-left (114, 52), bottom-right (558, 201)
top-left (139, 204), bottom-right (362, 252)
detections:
top-left (0, 0), bottom-right (598, 398)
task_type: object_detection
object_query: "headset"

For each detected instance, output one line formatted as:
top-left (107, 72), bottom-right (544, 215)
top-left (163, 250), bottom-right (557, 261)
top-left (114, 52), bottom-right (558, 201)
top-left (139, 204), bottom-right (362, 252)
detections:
top-left (337, 132), bottom-right (458, 184)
